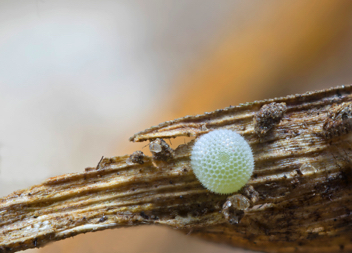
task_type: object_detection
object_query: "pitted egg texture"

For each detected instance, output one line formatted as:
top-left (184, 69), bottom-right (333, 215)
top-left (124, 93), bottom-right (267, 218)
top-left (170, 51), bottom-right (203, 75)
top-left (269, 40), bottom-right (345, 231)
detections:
top-left (191, 129), bottom-right (254, 194)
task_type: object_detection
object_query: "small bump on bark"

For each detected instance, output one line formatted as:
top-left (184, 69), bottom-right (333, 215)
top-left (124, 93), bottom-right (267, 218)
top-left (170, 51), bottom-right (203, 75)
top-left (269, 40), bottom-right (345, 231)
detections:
top-left (129, 151), bottom-right (145, 164)
top-left (322, 102), bottom-right (352, 139)
top-left (149, 138), bottom-right (174, 161)
top-left (222, 194), bottom-right (250, 225)
top-left (254, 102), bottom-right (287, 137)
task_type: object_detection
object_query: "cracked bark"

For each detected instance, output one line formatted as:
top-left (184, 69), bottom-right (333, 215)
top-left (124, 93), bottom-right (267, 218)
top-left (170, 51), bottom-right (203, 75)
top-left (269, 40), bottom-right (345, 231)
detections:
top-left (1, 85), bottom-right (352, 253)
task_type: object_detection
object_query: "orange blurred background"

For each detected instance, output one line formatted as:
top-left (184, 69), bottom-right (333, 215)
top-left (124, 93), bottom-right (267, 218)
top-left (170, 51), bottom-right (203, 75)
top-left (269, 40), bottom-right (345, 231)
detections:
top-left (1, 1), bottom-right (352, 252)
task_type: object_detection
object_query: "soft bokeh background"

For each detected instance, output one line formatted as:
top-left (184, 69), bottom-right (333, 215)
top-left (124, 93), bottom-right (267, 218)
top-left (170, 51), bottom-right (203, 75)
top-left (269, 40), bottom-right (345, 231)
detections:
top-left (2, 1), bottom-right (352, 252)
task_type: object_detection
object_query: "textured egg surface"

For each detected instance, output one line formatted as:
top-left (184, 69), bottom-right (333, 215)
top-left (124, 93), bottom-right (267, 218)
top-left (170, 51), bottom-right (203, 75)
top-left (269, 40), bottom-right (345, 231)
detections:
top-left (191, 129), bottom-right (254, 194)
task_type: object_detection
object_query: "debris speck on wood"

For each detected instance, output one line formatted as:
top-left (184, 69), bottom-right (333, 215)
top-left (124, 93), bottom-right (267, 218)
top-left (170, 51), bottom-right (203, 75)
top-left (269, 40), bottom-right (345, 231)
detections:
top-left (149, 138), bottom-right (174, 161)
top-left (254, 102), bottom-right (287, 137)
top-left (128, 151), bottom-right (145, 164)
top-left (322, 101), bottom-right (352, 139)
top-left (222, 194), bottom-right (250, 225)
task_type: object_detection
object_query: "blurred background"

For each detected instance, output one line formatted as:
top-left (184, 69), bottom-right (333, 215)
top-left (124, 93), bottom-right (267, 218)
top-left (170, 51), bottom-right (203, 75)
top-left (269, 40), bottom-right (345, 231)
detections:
top-left (1, 0), bottom-right (352, 252)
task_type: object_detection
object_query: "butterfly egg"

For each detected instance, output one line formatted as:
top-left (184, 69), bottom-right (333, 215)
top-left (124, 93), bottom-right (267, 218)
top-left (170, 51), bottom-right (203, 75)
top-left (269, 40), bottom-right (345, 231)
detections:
top-left (191, 129), bottom-right (254, 194)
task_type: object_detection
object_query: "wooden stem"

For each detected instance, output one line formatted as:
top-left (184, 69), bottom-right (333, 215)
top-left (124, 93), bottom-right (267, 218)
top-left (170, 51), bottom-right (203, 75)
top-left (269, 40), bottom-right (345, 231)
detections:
top-left (2, 86), bottom-right (352, 253)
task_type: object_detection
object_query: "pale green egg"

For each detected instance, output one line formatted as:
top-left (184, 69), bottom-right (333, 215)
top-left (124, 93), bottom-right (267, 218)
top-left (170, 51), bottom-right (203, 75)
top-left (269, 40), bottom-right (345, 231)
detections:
top-left (191, 129), bottom-right (254, 194)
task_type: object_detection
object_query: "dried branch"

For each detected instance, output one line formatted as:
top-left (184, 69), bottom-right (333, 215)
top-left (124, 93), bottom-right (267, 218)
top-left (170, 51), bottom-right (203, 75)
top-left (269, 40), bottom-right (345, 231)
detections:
top-left (1, 85), bottom-right (352, 253)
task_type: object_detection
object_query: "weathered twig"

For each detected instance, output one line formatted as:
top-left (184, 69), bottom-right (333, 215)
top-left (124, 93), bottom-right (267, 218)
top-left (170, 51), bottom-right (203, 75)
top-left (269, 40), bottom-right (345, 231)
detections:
top-left (1, 85), bottom-right (352, 252)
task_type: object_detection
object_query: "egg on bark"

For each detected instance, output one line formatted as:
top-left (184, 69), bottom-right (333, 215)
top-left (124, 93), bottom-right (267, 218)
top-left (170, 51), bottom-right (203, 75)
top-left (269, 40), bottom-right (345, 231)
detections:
top-left (191, 129), bottom-right (254, 194)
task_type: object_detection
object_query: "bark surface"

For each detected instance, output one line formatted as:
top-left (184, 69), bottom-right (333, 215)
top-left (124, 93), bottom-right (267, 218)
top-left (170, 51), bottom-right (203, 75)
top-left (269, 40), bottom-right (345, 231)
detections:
top-left (1, 85), bottom-right (352, 252)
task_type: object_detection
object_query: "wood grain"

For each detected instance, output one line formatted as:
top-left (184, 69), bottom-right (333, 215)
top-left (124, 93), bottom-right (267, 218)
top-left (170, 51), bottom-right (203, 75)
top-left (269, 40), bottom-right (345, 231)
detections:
top-left (1, 85), bottom-right (352, 252)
